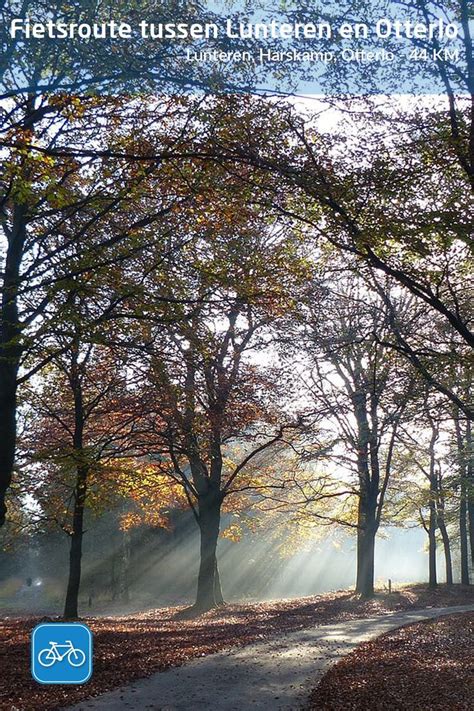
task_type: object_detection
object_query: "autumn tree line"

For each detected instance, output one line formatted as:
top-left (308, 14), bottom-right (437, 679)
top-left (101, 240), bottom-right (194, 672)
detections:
top-left (0, 83), bottom-right (471, 618)
top-left (1, 0), bottom-right (474, 619)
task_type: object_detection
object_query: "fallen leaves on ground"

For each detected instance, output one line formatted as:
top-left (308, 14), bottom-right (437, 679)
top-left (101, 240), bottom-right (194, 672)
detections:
top-left (307, 611), bottom-right (474, 711)
top-left (1, 584), bottom-right (474, 711)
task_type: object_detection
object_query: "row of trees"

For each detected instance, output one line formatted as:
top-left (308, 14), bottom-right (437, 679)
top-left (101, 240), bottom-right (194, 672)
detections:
top-left (1, 12), bottom-right (472, 614)
top-left (9, 247), bottom-right (473, 613)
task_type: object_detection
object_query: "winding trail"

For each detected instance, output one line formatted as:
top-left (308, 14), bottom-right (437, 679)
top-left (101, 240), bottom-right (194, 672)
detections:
top-left (65, 604), bottom-right (474, 711)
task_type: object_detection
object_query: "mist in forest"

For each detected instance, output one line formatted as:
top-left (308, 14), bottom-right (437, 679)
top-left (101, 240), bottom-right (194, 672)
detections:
top-left (0, 512), bottom-right (436, 615)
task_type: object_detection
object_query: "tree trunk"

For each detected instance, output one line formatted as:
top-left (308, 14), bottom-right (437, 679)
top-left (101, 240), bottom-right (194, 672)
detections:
top-left (214, 560), bottom-right (224, 605)
top-left (0, 202), bottom-right (27, 527)
top-left (356, 522), bottom-right (376, 598)
top-left (195, 491), bottom-right (222, 612)
top-left (438, 518), bottom-right (453, 585)
top-left (353, 389), bottom-right (379, 599)
top-left (0, 369), bottom-right (17, 527)
top-left (64, 466), bottom-right (87, 619)
top-left (355, 469), bottom-right (378, 598)
top-left (428, 494), bottom-right (437, 589)
top-left (119, 527), bottom-right (131, 603)
top-left (110, 550), bottom-right (119, 600)
top-left (63, 345), bottom-right (88, 618)
top-left (460, 475), bottom-right (470, 585)
top-left (466, 420), bottom-right (474, 565)
top-left (436, 473), bottom-right (453, 585)
top-left (453, 405), bottom-right (470, 584)
top-left (468, 497), bottom-right (474, 566)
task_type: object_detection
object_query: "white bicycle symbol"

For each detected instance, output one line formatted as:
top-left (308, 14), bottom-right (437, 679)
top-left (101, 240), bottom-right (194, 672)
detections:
top-left (37, 640), bottom-right (86, 668)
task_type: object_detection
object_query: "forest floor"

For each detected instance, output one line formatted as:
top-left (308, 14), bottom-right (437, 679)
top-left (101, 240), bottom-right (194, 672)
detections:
top-left (307, 611), bottom-right (474, 710)
top-left (60, 606), bottom-right (474, 710)
top-left (1, 584), bottom-right (474, 710)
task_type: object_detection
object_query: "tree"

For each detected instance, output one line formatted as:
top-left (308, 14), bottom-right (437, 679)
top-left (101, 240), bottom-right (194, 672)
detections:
top-left (396, 397), bottom-right (455, 587)
top-left (295, 268), bottom-right (415, 597)
top-left (0, 0), bottom-right (269, 99)
top-left (452, 406), bottom-right (472, 585)
top-left (0, 92), bottom-right (203, 527)
top-left (127, 201), bottom-right (310, 613)
top-left (23, 324), bottom-right (148, 618)
top-left (199, 88), bottom-right (473, 419)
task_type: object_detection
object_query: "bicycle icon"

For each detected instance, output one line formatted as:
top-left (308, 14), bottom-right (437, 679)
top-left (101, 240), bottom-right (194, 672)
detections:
top-left (38, 640), bottom-right (86, 668)
top-left (31, 623), bottom-right (92, 684)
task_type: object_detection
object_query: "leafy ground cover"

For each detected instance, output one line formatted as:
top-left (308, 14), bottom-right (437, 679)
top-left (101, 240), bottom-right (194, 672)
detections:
top-left (1, 584), bottom-right (474, 711)
top-left (307, 610), bottom-right (474, 710)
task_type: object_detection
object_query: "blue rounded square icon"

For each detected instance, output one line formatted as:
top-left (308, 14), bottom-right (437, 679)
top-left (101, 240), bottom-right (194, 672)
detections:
top-left (31, 623), bottom-right (93, 685)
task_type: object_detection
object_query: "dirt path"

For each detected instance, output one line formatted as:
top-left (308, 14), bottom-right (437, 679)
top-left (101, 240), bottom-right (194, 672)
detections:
top-left (64, 605), bottom-right (474, 711)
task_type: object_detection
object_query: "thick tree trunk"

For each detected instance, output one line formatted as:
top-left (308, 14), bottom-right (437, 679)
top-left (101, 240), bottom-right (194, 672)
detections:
top-left (63, 347), bottom-right (89, 618)
top-left (195, 491), bottom-right (222, 612)
top-left (356, 522), bottom-right (376, 598)
top-left (0, 203), bottom-right (27, 527)
top-left (64, 466), bottom-right (87, 619)
top-left (353, 389), bottom-right (379, 599)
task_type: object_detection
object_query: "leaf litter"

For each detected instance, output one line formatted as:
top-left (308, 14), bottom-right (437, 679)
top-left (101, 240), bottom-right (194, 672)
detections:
top-left (1, 584), bottom-right (474, 711)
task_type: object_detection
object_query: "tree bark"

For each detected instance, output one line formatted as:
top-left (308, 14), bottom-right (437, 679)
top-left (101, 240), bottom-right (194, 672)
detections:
top-left (356, 520), bottom-right (376, 598)
top-left (214, 560), bottom-right (224, 605)
top-left (195, 489), bottom-right (222, 612)
top-left (438, 517), bottom-right (453, 585)
top-left (454, 407), bottom-right (470, 584)
top-left (0, 203), bottom-right (27, 527)
top-left (436, 475), bottom-right (453, 585)
top-left (353, 390), bottom-right (379, 599)
top-left (460, 475), bottom-right (470, 585)
top-left (468, 494), bottom-right (474, 566)
top-left (63, 343), bottom-right (88, 618)
top-left (63, 465), bottom-right (87, 619)
top-left (466, 420), bottom-right (474, 565)
top-left (119, 527), bottom-right (131, 603)
top-left (428, 490), bottom-right (437, 589)
top-left (0, 367), bottom-right (17, 527)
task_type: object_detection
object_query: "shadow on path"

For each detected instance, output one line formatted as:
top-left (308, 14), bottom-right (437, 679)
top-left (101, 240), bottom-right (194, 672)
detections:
top-left (64, 605), bottom-right (474, 711)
